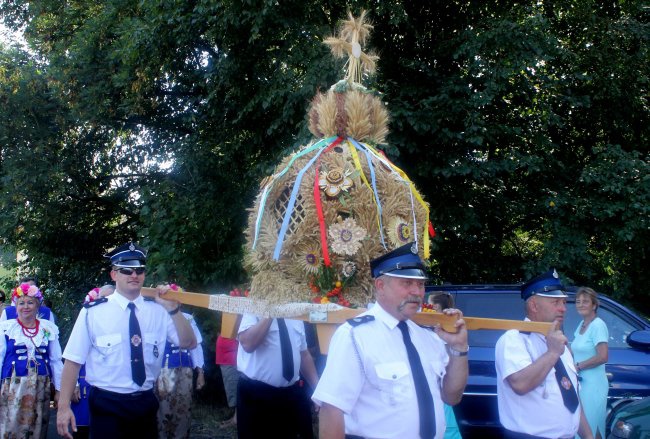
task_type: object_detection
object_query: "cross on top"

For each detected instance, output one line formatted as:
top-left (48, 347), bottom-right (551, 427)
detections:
top-left (324, 10), bottom-right (379, 84)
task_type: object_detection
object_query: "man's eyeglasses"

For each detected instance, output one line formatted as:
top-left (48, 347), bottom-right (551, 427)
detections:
top-left (116, 267), bottom-right (146, 276)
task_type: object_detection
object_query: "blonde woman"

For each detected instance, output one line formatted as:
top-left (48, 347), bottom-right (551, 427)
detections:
top-left (572, 287), bottom-right (609, 439)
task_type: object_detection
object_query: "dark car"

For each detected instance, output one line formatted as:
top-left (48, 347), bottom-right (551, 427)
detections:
top-left (425, 285), bottom-right (650, 438)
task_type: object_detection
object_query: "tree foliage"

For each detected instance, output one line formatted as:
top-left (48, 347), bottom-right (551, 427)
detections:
top-left (0, 0), bottom-right (648, 343)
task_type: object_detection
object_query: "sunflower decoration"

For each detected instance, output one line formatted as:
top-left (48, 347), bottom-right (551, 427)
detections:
top-left (387, 216), bottom-right (412, 247)
top-left (240, 10), bottom-right (433, 311)
top-left (328, 217), bottom-right (366, 256)
top-left (297, 244), bottom-right (322, 274)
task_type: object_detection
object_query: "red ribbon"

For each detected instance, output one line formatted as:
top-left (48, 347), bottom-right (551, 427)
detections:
top-left (428, 221), bottom-right (436, 238)
top-left (313, 137), bottom-right (344, 267)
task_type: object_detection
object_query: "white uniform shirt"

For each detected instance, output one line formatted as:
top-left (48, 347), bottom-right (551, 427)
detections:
top-left (495, 325), bottom-right (581, 438)
top-left (236, 315), bottom-right (307, 387)
top-left (0, 318), bottom-right (63, 389)
top-left (312, 303), bottom-right (449, 439)
top-left (63, 292), bottom-right (179, 393)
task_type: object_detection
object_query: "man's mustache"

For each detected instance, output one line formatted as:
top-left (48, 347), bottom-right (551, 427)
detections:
top-left (397, 296), bottom-right (422, 311)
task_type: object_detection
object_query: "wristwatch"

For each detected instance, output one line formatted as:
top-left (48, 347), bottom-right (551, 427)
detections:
top-left (447, 345), bottom-right (470, 357)
top-left (168, 305), bottom-right (181, 316)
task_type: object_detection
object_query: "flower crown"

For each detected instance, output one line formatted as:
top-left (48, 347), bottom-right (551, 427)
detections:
top-left (12, 283), bottom-right (43, 302)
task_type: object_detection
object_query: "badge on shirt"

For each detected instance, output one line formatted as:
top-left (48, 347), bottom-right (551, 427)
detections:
top-left (131, 334), bottom-right (142, 347)
top-left (561, 376), bottom-right (572, 390)
top-left (153, 344), bottom-right (159, 358)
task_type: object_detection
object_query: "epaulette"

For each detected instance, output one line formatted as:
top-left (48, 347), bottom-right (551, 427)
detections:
top-left (143, 296), bottom-right (156, 302)
top-left (83, 297), bottom-right (108, 309)
top-left (347, 315), bottom-right (374, 327)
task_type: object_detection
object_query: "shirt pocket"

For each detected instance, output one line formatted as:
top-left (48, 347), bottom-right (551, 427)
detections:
top-left (95, 333), bottom-right (123, 366)
top-left (428, 359), bottom-right (446, 388)
top-left (143, 332), bottom-right (164, 365)
top-left (375, 361), bottom-right (412, 405)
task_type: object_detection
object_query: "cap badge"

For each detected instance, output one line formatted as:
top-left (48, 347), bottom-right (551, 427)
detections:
top-left (129, 243), bottom-right (136, 251)
top-left (552, 269), bottom-right (559, 279)
top-left (410, 242), bottom-right (418, 254)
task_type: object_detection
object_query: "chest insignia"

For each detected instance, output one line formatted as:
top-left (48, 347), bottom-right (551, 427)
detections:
top-left (131, 334), bottom-right (142, 347)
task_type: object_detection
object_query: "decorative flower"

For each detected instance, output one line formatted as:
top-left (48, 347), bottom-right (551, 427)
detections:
top-left (43, 329), bottom-right (51, 339)
top-left (387, 216), bottom-right (412, 247)
top-left (328, 217), bottom-right (366, 255)
top-left (298, 247), bottom-right (321, 274)
top-left (170, 283), bottom-right (184, 293)
top-left (11, 283), bottom-right (43, 303)
top-left (319, 167), bottom-right (354, 198)
top-left (229, 288), bottom-right (249, 297)
top-left (84, 288), bottom-right (101, 304)
top-left (341, 261), bottom-right (357, 278)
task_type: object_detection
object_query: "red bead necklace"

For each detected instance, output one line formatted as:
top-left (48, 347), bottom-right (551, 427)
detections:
top-left (17, 318), bottom-right (40, 338)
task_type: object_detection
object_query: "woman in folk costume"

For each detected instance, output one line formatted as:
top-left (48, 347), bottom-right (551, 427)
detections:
top-left (0, 283), bottom-right (63, 438)
top-left (155, 287), bottom-right (204, 439)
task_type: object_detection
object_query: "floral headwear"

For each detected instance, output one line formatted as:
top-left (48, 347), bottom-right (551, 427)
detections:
top-left (12, 283), bottom-right (43, 303)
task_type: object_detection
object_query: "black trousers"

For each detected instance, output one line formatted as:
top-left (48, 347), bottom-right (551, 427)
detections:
top-left (237, 375), bottom-right (313, 439)
top-left (88, 386), bottom-right (158, 439)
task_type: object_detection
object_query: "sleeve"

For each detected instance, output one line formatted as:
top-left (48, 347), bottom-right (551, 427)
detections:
top-left (237, 314), bottom-right (259, 335)
top-left (0, 324), bottom-right (6, 373)
top-left (164, 310), bottom-right (181, 346)
top-left (43, 320), bottom-right (63, 390)
top-left (62, 308), bottom-right (92, 364)
top-left (311, 324), bottom-right (363, 413)
top-left (189, 315), bottom-right (203, 344)
top-left (495, 330), bottom-right (533, 381)
top-left (190, 343), bottom-right (205, 368)
top-left (591, 318), bottom-right (609, 345)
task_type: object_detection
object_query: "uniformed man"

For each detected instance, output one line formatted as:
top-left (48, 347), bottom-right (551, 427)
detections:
top-left (56, 242), bottom-right (197, 439)
top-left (495, 269), bottom-right (593, 439)
top-left (236, 313), bottom-right (320, 438)
top-left (313, 242), bottom-right (469, 439)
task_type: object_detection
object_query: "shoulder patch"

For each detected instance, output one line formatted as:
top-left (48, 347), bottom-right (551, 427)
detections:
top-left (143, 296), bottom-right (156, 302)
top-left (83, 297), bottom-right (108, 308)
top-left (347, 315), bottom-right (375, 327)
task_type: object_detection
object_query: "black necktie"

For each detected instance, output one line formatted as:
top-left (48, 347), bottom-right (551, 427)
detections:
top-left (277, 318), bottom-right (294, 382)
top-left (397, 320), bottom-right (436, 439)
top-left (128, 302), bottom-right (146, 386)
top-left (554, 357), bottom-right (579, 413)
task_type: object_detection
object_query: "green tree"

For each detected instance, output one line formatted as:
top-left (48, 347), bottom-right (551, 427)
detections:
top-left (1, 0), bottom-right (648, 327)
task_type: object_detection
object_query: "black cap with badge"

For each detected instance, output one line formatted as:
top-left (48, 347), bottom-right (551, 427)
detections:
top-left (104, 242), bottom-right (147, 268)
top-left (370, 242), bottom-right (428, 280)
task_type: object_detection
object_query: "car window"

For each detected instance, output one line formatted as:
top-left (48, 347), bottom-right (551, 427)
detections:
top-left (566, 302), bottom-right (639, 349)
top-left (455, 293), bottom-right (524, 347)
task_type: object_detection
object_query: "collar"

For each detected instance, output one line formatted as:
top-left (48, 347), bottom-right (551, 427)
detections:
top-left (368, 302), bottom-right (403, 330)
top-left (110, 291), bottom-right (144, 311)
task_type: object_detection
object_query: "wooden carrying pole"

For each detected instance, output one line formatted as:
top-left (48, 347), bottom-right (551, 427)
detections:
top-left (141, 287), bottom-right (551, 354)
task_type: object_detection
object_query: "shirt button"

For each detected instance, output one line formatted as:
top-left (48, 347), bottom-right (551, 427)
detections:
top-left (392, 374), bottom-right (397, 379)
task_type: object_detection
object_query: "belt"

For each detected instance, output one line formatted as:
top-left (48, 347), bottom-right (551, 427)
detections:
top-left (91, 386), bottom-right (153, 398)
